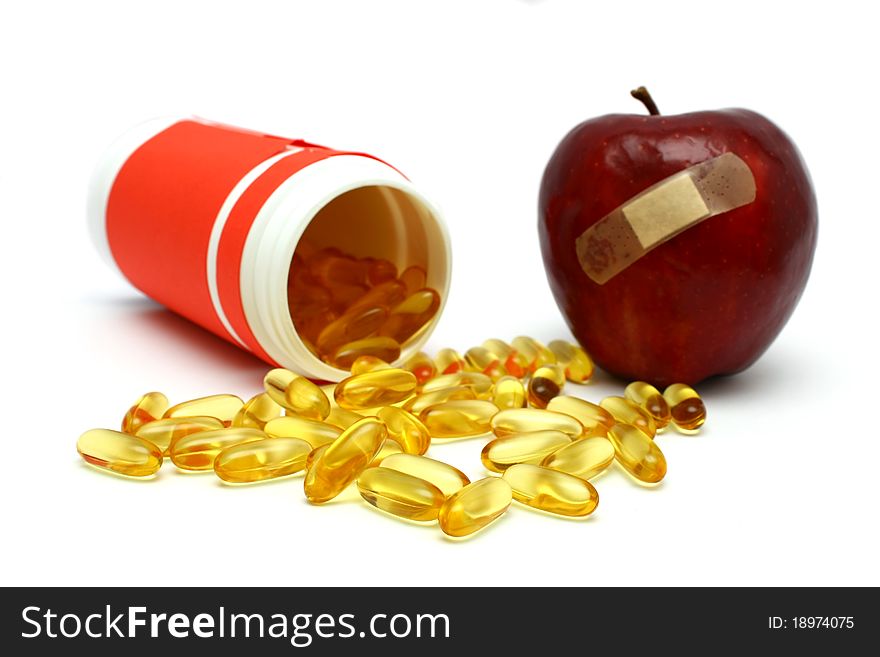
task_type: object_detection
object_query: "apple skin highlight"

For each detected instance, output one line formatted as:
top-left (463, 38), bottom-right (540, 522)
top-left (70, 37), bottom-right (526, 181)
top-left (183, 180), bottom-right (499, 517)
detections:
top-left (538, 103), bottom-right (817, 386)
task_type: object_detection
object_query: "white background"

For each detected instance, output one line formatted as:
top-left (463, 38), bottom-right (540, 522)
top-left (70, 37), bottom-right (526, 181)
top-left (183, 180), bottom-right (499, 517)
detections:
top-left (1, 0), bottom-right (878, 587)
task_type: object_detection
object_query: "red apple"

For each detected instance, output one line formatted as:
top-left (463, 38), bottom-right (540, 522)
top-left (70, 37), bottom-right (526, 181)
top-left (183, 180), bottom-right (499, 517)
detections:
top-left (538, 88), bottom-right (817, 386)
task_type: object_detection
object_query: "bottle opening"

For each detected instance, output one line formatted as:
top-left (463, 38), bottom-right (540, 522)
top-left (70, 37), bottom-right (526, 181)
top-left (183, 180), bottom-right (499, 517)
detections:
top-left (287, 184), bottom-right (448, 371)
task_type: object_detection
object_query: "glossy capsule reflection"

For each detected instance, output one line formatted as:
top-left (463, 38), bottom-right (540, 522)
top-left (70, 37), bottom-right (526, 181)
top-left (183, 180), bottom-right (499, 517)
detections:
top-left (663, 383), bottom-right (707, 433)
top-left (608, 423), bottom-right (667, 483)
top-left (625, 381), bottom-right (671, 429)
top-left (490, 408), bottom-right (583, 439)
top-left (379, 453), bottom-right (470, 497)
top-left (419, 400), bottom-right (499, 438)
top-left (464, 346), bottom-right (506, 381)
top-left (547, 340), bottom-right (594, 383)
top-left (357, 467), bottom-right (445, 521)
top-left (503, 464), bottom-right (599, 517)
top-left (527, 364), bottom-right (566, 409)
top-left (334, 368), bottom-right (418, 410)
top-left (165, 394), bottom-right (244, 427)
top-left (77, 429), bottom-right (163, 477)
top-left (482, 339), bottom-right (529, 378)
top-left (481, 430), bottom-right (572, 473)
top-left (233, 393), bottom-right (283, 430)
top-left (331, 336), bottom-right (401, 370)
top-left (438, 477), bottom-right (512, 538)
top-left (377, 406), bottom-right (431, 455)
top-left (264, 369), bottom-right (330, 420)
top-left (403, 385), bottom-right (478, 415)
top-left (403, 351), bottom-right (436, 385)
top-left (264, 416), bottom-right (342, 449)
top-left (511, 336), bottom-right (556, 373)
top-left (547, 396), bottom-right (615, 432)
top-left (304, 418), bottom-right (388, 503)
top-left (492, 376), bottom-right (527, 410)
top-left (541, 435), bottom-right (615, 480)
top-left (214, 437), bottom-right (312, 483)
top-left (121, 392), bottom-right (169, 434)
top-left (600, 396), bottom-right (657, 438)
top-left (434, 348), bottom-right (467, 375)
top-left (135, 416), bottom-right (224, 455)
top-left (170, 427), bottom-right (265, 471)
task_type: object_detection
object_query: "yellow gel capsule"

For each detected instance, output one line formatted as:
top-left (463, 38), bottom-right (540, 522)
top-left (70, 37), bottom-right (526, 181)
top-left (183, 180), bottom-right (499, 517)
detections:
top-left (464, 346), bottom-right (506, 381)
top-left (357, 467), bottom-right (445, 521)
top-left (434, 348), bottom-right (467, 375)
top-left (547, 340), bottom-right (594, 383)
top-left (492, 375), bottom-right (527, 410)
top-left (232, 392), bottom-right (283, 430)
top-left (503, 464), bottom-right (599, 517)
top-left (482, 339), bottom-right (529, 378)
top-left (480, 430), bottom-right (572, 473)
top-left (349, 280), bottom-right (408, 313)
top-left (511, 336), bottom-right (556, 373)
top-left (325, 407), bottom-right (364, 430)
top-left (135, 416), bottom-right (224, 456)
top-left (379, 453), bottom-right (470, 497)
top-left (170, 427), bottom-right (265, 471)
top-left (403, 351), bottom-right (437, 385)
top-left (403, 385), bottom-right (478, 415)
top-left (365, 258), bottom-right (398, 285)
top-left (625, 381), bottom-right (671, 429)
top-left (264, 368), bottom-right (330, 420)
top-left (541, 435), bottom-right (615, 480)
top-left (547, 395), bottom-right (615, 432)
top-left (379, 289), bottom-right (441, 344)
top-left (334, 368), bottom-right (418, 410)
top-left (164, 394), bottom-right (244, 427)
top-left (331, 336), bottom-right (401, 370)
top-left (490, 408), bottom-right (583, 439)
top-left (377, 406), bottom-right (431, 455)
top-left (214, 437), bottom-right (312, 483)
top-left (121, 392), bottom-right (169, 434)
top-left (419, 399), bottom-right (499, 438)
top-left (305, 444), bottom-right (328, 470)
top-left (527, 364), bottom-right (566, 409)
top-left (663, 383), bottom-right (707, 433)
top-left (600, 396), bottom-right (657, 438)
top-left (264, 416), bottom-right (341, 449)
top-left (303, 418), bottom-right (388, 503)
top-left (399, 265), bottom-right (427, 295)
top-left (77, 429), bottom-right (163, 477)
top-left (608, 423), bottom-right (667, 484)
top-left (350, 355), bottom-right (392, 376)
top-left (316, 305), bottom-right (389, 356)
top-left (438, 477), bottom-right (512, 538)
top-left (421, 371), bottom-right (493, 396)
top-left (370, 439), bottom-right (403, 465)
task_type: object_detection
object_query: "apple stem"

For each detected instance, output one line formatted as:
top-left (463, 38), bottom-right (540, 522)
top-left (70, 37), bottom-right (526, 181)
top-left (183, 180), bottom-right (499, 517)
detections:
top-left (630, 86), bottom-right (660, 115)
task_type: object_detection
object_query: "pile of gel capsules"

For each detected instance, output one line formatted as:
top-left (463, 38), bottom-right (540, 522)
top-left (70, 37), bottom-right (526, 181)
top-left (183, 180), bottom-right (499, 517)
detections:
top-left (77, 337), bottom-right (706, 539)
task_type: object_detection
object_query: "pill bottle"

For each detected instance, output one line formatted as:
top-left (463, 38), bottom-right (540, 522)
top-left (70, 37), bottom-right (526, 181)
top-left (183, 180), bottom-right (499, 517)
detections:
top-left (87, 117), bottom-right (451, 381)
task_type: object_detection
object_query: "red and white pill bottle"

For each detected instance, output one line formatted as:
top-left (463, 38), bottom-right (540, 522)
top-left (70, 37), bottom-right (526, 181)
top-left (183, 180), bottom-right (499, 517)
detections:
top-left (87, 117), bottom-right (452, 381)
